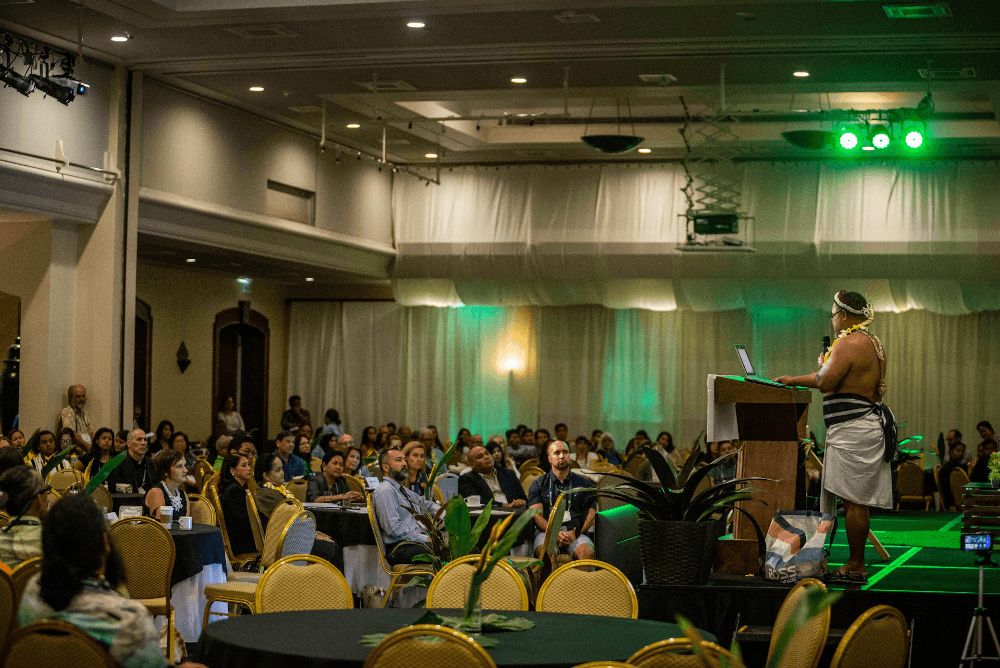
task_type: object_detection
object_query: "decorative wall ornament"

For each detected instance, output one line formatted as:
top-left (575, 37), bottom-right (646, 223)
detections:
top-left (176, 341), bottom-right (191, 373)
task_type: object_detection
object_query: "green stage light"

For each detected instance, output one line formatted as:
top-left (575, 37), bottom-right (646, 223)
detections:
top-left (838, 128), bottom-right (860, 150)
top-left (905, 130), bottom-right (924, 148)
top-left (872, 130), bottom-right (891, 149)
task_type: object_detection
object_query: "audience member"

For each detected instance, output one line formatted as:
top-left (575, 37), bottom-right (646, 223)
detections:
top-left (944, 429), bottom-right (971, 464)
top-left (458, 445), bottom-right (526, 508)
top-left (428, 425), bottom-right (444, 451)
top-left (486, 435), bottom-right (516, 471)
top-left (939, 441), bottom-right (967, 510)
top-left (8, 429), bottom-right (25, 451)
top-left (656, 431), bottom-right (684, 469)
top-left (171, 432), bottom-right (198, 478)
top-left (312, 432), bottom-right (336, 460)
top-left (521, 429), bottom-right (536, 448)
top-left (307, 449), bottom-right (363, 504)
top-left (0, 465), bottom-right (47, 567)
top-left (274, 430), bottom-right (305, 482)
top-left (211, 435), bottom-right (233, 470)
top-left (26, 430), bottom-right (72, 475)
top-left (299, 422), bottom-right (314, 443)
top-left (528, 440), bottom-right (596, 561)
top-left (969, 437), bottom-right (997, 484)
top-left (144, 449), bottom-right (189, 521)
top-left (396, 426), bottom-right (413, 445)
top-left (217, 396), bottom-right (245, 435)
top-left (19, 494), bottom-right (208, 668)
top-left (58, 384), bottom-right (93, 452)
top-left (0, 436), bottom-right (8, 449)
top-left (344, 444), bottom-right (372, 478)
top-left (371, 447), bottom-right (440, 565)
top-left (360, 426), bottom-right (379, 459)
top-left (698, 440), bottom-right (722, 466)
top-left (105, 429), bottom-right (156, 495)
top-left (217, 453), bottom-right (256, 555)
top-left (403, 441), bottom-right (428, 495)
top-left (318, 409), bottom-right (344, 439)
top-left (597, 431), bottom-right (621, 466)
top-left (253, 452), bottom-right (298, 526)
top-left (58, 427), bottom-right (79, 461)
top-left (554, 423), bottom-right (569, 443)
top-left (80, 427), bottom-right (115, 479)
top-left (590, 429), bottom-right (603, 450)
top-left (0, 447), bottom-right (25, 478)
top-left (294, 434), bottom-right (314, 464)
top-left (280, 395), bottom-right (311, 432)
top-left (975, 421), bottom-right (996, 461)
top-left (713, 441), bottom-right (738, 484)
top-left (151, 420), bottom-right (173, 456)
top-left (456, 428), bottom-right (472, 447)
top-left (569, 435), bottom-right (599, 468)
top-left (232, 433), bottom-right (256, 461)
top-left (114, 429), bottom-right (130, 454)
top-left (506, 428), bottom-right (536, 468)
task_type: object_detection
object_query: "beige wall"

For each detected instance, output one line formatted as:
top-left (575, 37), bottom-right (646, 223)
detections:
top-left (135, 262), bottom-right (289, 443)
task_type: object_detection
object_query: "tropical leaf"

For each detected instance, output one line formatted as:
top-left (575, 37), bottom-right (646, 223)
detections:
top-left (766, 587), bottom-right (841, 668)
top-left (680, 452), bottom-right (737, 507)
top-left (84, 451), bottom-right (128, 495)
top-left (693, 492), bottom-right (759, 522)
top-left (40, 446), bottom-right (74, 479)
top-left (425, 440), bottom-right (458, 500)
top-left (21, 429), bottom-right (40, 457)
top-left (468, 499), bottom-right (495, 555)
top-left (728, 505), bottom-right (768, 570)
top-left (686, 478), bottom-right (773, 520)
top-left (675, 438), bottom-right (703, 487)
top-left (641, 444), bottom-right (677, 491)
top-left (483, 508), bottom-right (538, 578)
top-left (594, 472), bottom-right (669, 507)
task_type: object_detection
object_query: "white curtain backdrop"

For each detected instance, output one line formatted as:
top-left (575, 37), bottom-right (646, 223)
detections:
top-left (287, 301), bottom-right (1000, 454)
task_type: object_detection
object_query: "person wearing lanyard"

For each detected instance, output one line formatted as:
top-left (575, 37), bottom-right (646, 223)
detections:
top-left (105, 429), bottom-right (156, 495)
top-left (527, 440), bottom-right (597, 561)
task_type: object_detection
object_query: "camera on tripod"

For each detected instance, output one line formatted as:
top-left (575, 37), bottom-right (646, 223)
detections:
top-left (962, 533), bottom-right (993, 555)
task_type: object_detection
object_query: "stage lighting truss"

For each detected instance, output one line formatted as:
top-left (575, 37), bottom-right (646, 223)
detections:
top-left (1, 31), bottom-right (88, 105)
top-left (835, 112), bottom-right (928, 153)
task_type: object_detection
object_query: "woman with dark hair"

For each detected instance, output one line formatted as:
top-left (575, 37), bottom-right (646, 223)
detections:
top-left (307, 450), bottom-right (363, 503)
top-left (27, 430), bottom-right (72, 475)
top-left (253, 451), bottom-right (297, 527)
top-left (0, 465), bottom-right (48, 567)
top-left (655, 431), bottom-right (684, 469)
top-left (360, 426), bottom-right (378, 459)
top-left (294, 434), bottom-right (315, 465)
top-left (343, 444), bottom-right (372, 478)
top-left (144, 449), bottom-right (189, 521)
top-left (7, 429), bottom-right (25, 451)
top-left (486, 436), bottom-right (516, 471)
top-left (217, 453), bottom-right (256, 555)
top-left (19, 494), bottom-right (207, 668)
top-left (428, 425), bottom-right (445, 452)
top-left (151, 420), bottom-right (173, 456)
top-left (80, 427), bottom-right (115, 479)
top-left (217, 396), bottom-right (245, 435)
top-left (171, 432), bottom-right (198, 472)
top-left (570, 435), bottom-right (599, 468)
top-left (312, 432), bottom-right (336, 460)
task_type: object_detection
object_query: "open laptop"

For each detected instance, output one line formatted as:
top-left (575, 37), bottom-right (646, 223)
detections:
top-left (734, 344), bottom-right (786, 387)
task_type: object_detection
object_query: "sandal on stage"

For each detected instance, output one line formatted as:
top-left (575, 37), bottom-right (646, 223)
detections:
top-left (843, 571), bottom-right (868, 585)
top-left (823, 570), bottom-right (847, 582)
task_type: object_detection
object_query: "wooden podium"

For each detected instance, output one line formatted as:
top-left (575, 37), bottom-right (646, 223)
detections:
top-left (712, 376), bottom-right (812, 575)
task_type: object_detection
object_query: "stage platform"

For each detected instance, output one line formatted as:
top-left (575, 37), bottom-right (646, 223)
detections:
top-left (637, 510), bottom-right (999, 667)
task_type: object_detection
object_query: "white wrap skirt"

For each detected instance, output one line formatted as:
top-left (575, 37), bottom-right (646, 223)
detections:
top-left (820, 412), bottom-right (893, 511)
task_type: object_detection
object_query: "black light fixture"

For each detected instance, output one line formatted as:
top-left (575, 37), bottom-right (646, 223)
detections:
top-left (781, 130), bottom-right (835, 150)
top-left (0, 65), bottom-right (34, 96)
top-left (29, 73), bottom-right (75, 104)
top-left (581, 97), bottom-right (644, 153)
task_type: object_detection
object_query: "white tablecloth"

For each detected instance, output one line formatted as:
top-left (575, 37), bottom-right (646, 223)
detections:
top-left (155, 563), bottom-right (227, 643)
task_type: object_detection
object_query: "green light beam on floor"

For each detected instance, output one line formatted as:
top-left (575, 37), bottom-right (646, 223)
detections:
top-left (862, 547), bottom-right (921, 591)
top-left (939, 515), bottom-right (965, 532)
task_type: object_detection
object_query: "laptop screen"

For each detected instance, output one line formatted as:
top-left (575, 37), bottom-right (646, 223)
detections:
top-left (735, 344), bottom-right (755, 376)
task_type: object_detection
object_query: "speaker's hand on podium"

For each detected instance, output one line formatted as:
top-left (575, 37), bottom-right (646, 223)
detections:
top-left (773, 376), bottom-right (794, 385)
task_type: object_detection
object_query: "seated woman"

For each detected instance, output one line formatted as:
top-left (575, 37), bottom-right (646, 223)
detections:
top-left (307, 450), bottom-right (363, 504)
top-left (344, 444), bottom-right (372, 479)
top-left (569, 435), bottom-right (600, 468)
top-left (294, 434), bottom-right (315, 469)
top-left (218, 453), bottom-right (258, 557)
top-left (80, 427), bottom-right (115, 480)
top-left (18, 493), bottom-right (206, 668)
top-left (486, 436), bottom-right (517, 471)
top-left (26, 430), bottom-right (73, 475)
top-left (253, 452), bottom-right (298, 528)
top-left (0, 465), bottom-right (48, 568)
top-left (217, 396), bottom-right (245, 435)
top-left (151, 420), bottom-right (173, 457)
top-left (598, 432), bottom-right (622, 466)
top-left (144, 449), bottom-right (189, 522)
top-left (170, 432), bottom-right (198, 488)
top-left (402, 441), bottom-right (428, 495)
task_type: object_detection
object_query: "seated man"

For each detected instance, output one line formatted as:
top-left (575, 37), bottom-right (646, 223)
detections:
top-left (274, 430), bottom-right (305, 482)
top-left (371, 447), bottom-right (441, 565)
top-left (458, 445), bottom-right (526, 508)
top-left (528, 440), bottom-right (596, 561)
top-left (506, 429), bottom-right (537, 468)
top-left (105, 429), bottom-right (156, 495)
top-left (939, 441), bottom-right (967, 510)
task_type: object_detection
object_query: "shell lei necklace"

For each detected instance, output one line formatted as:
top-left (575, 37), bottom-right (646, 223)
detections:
top-left (265, 481), bottom-right (294, 499)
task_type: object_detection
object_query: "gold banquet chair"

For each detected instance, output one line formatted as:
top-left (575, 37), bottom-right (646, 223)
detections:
top-left (895, 461), bottom-right (932, 510)
top-left (949, 467), bottom-right (971, 513)
top-left (193, 459), bottom-right (215, 492)
top-left (536, 559), bottom-right (637, 619)
top-left (254, 554), bottom-right (353, 613)
top-left (520, 468), bottom-right (545, 497)
top-left (366, 494), bottom-right (435, 608)
top-left (206, 483), bottom-right (260, 570)
top-left (362, 624), bottom-right (497, 668)
top-left (187, 493), bottom-right (217, 526)
top-left (46, 469), bottom-right (85, 494)
top-left (425, 554), bottom-right (529, 611)
top-left (9, 557), bottom-right (42, 612)
top-left (88, 485), bottom-right (114, 514)
top-left (829, 605), bottom-right (909, 668)
top-left (763, 577), bottom-right (831, 668)
top-left (1, 619), bottom-right (117, 668)
top-left (109, 516), bottom-right (177, 662)
top-left (572, 663), bottom-right (635, 668)
top-left (0, 510), bottom-right (9, 528)
top-left (629, 638), bottom-right (746, 668)
top-left (0, 569), bottom-right (15, 651)
top-left (345, 475), bottom-right (366, 495)
top-left (286, 478), bottom-right (309, 503)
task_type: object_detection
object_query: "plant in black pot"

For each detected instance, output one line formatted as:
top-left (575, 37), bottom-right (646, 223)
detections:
top-left (581, 443), bottom-right (773, 585)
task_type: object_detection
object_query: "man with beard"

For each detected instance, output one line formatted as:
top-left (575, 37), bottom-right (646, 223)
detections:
top-left (371, 446), bottom-right (442, 565)
top-left (59, 384), bottom-right (94, 452)
top-left (527, 440), bottom-right (596, 561)
top-left (105, 429), bottom-right (156, 495)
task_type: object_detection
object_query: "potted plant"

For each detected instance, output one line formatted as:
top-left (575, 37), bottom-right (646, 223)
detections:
top-left (580, 442), bottom-right (772, 585)
top-left (988, 452), bottom-right (1000, 489)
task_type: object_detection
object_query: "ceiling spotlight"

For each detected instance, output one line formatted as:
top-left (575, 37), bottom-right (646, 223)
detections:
top-left (346, 123), bottom-right (361, 129)
top-left (637, 148), bottom-right (652, 153)
top-left (838, 127), bottom-right (861, 150)
top-left (249, 86), bottom-right (264, 92)
top-left (406, 21), bottom-right (425, 28)
top-left (111, 35), bottom-right (130, 42)
top-left (871, 128), bottom-right (891, 149)
top-left (0, 66), bottom-right (35, 97)
top-left (186, 258), bottom-right (196, 263)
top-left (425, 153), bottom-right (438, 158)
top-left (793, 71), bottom-right (810, 77)
top-left (305, 277), bottom-right (315, 282)
top-left (510, 77), bottom-right (527, 84)
top-left (904, 129), bottom-right (924, 148)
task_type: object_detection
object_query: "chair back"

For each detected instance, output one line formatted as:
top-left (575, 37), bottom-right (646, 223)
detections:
top-left (362, 624), bottom-right (497, 668)
top-left (597, 474), bottom-right (636, 511)
top-left (286, 479), bottom-right (309, 503)
top-left (310, 457), bottom-right (322, 473)
top-left (932, 465), bottom-right (942, 493)
top-left (896, 461), bottom-right (924, 497)
top-left (46, 469), bottom-right (84, 494)
top-left (0, 569), bottom-right (15, 650)
top-left (345, 476), bottom-right (366, 495)
top-left (1, 619), bottom-right (117, 668)
top-left (9, 557), bottom-right (42, 612)
top-left (201, 471), bottom-right (221, 496)
top-left (767, 577), bottom-right (831, 668)
top-left (367, 494), bottom-right (394, 575)
top-left (0, 510), bottom-right (9, 528)
top-left (624, 454), bottom-right (648, 478)
top-left (950, 467), bottom-right (970, 511)
top-left (518, 459), bottom-right (540, 475)
top-left (193, 459), bottom-right (215, 491)
top-left (629, 638), bottom-right (745, 668)
top-left (590, 461), bottom-right (619, 474)
top-left (87, 485), bottom-right (114, 514)
top-left (520, 468), bottom-right (545, 496)
top-left (261, 499), bottom-right (302, 567)
top-left (830, 605), bottom-right (909, 668)
top-left (254, 554), bottom-right (353, 613)
top-left (274, 511), bottom-right (317, 562)
top-left (187, 493), bottom-right (217, 525)
top-left (536, 559), bottom-right (637, 618)
top-left (537, 492), bottom-right (568, 565)
top-left (46, 489), bottom-right (61, 510)
top-left (109, 516), bottom-right (174, 602)
top-left (206, 483), bottom-right (241, 563)
top-left (244, 489), bottom-right (266, 553)
top-left (426, 555), bottom-right (529, 611)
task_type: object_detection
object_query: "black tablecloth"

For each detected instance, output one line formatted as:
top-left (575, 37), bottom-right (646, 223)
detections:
top-left (167, 523), bottom-right (226, 587)
top-left (111, 493), bottom-right (145, 513)
top-left (198, 608), bottom-right (714, 668)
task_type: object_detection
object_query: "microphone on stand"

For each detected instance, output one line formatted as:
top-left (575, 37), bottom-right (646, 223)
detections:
top-left (822, 336), bottom-right (831, 356)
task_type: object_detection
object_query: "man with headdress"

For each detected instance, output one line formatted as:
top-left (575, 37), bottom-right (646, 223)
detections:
top-left (775, 290), bottom-right (893, 584)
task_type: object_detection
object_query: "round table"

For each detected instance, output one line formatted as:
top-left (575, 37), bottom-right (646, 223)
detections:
top-left (167, 523), bottom-right (226, 587)
top-left (198, 608), bottom-right (714, 668)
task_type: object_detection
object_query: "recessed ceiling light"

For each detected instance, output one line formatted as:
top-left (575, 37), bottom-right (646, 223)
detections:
top-left (510, 77), bottom-right (527, 84)
top-left (793, 71), bottom-right (810, 77)
top-left (110, 35), bottom-right (129, 42)
top-left (346, 123), bottom-right (361, 129)
top-left (186, 258), bottom-right (196, 263)
top-left (406, 21), bottom-right (425, 28)
top-left (305, 277), bottom-right (315, 282)
top-left (425, 153), bottom-right (438, 158)
top-left (637, 148), bottom-right (652, 153)
top-left (249, 86), bottom-right (264, 92)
